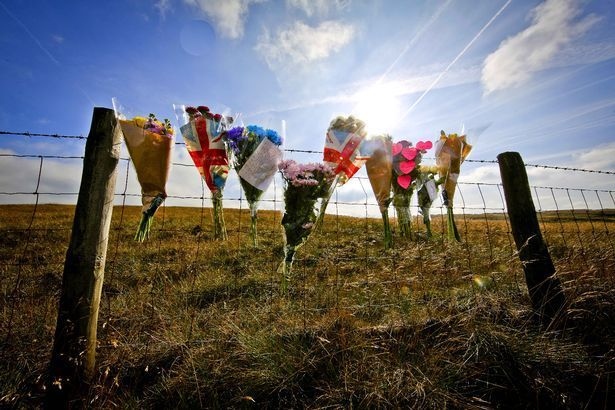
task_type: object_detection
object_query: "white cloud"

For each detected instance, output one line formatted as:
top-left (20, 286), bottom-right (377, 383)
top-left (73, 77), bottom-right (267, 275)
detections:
top-left (155, 0), bottom-right (172, 19)
top-left (286, 0), bottom-right (350, 17)
top-left (482, 0), bottom-right (599, 94)
top-left (0, 149), bottom-right (83, 204)
top-left (255, 20), bottom-right (355, 69)
top-left (463, 142), bottom-right (615, 192)
top-left (184, 0), bottom-right (264, 39)
top-left (572, 141), bottom-right (615, 171)
top-left (52, 34), bottom-right (64, 44)
top-left (458, 157), bottom-right (614, 213)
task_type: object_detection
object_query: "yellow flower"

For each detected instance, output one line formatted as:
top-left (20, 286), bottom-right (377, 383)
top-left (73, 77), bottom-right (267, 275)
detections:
top-left (133, 116), bottom-right (148, 128)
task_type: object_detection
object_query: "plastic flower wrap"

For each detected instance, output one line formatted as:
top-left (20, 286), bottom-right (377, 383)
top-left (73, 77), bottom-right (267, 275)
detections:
top-left (435, 130), bottom-right (472, 241)
top-left (364, 134), bottom-right (393, 249)
top-left (117, 113), bottom-right (174, 241)
top-left (178, 105), bottom-right (232, 240)
top-left (224, 125), bottom-right (283, 246)
top-left (391, 140), bottom-right (433, 238)
top-left (415, 167), bottom-right (439, 238)
top-left (316, 115), bottom-right (369, 228)
top-left (279, 160), bottom-right (335, 291)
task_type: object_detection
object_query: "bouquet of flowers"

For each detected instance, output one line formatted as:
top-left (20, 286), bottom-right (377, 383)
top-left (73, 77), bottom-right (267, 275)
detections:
top-left (224, 125), bottom-right (283, 246)
top-left (365, 134), bottom-right (393, 249)
top-left (435, 130), bottom-right (472, 241)
top-left (178, 105), bottom-right (232, 240)
top-left (316, 115), bottom-right (369, 228)
top-left (391, 140), bottom-right (432, 237)
top-left (279, 160), bottom-right (335, 291)
top-left (118, 113), bottom-right (174, 241)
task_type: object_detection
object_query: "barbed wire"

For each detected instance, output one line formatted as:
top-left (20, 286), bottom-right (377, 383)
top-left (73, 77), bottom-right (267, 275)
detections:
top-left (0, 130), bottom-right (85, 139)
top-left (522, 163), bottom-right (615, 175)
top-left (0, 153), bottom-right (84, 160)
top-left (2, 131), bottom-right (615, 175)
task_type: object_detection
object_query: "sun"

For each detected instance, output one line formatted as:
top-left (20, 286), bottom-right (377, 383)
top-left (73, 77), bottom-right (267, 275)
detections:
top-left (352, 83), bottom-right (402, 135)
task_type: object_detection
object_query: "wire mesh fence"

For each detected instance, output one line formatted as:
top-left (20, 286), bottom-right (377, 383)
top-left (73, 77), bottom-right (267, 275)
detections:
top-left (1, 131), bottom-right (614, 401)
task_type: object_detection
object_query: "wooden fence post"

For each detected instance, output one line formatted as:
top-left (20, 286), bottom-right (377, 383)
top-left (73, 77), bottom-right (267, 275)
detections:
top-left (497, 152), bottom-right (566, 325)
top-left (47, 107), bottom-right (121, 405)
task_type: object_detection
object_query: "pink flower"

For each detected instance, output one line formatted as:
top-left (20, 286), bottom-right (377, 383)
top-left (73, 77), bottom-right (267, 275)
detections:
top-left (279, 160), bottom-right (335, 185)
top-left (416, 141), bottom-right (433, 151)
top-left (401, 147), bottom-right (417, 160)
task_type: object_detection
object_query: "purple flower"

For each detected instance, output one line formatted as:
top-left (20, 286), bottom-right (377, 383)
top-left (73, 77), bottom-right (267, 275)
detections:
top-left (225, 126), bottom-right (245, 154)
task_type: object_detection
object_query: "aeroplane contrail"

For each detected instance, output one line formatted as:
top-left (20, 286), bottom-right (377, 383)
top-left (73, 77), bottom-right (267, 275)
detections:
top-left (0, 1), bottom-right (96, 105)
top-left (374, 0), bottom-right (454, 86)
top-left (399, 0), bottom-right (513, 121)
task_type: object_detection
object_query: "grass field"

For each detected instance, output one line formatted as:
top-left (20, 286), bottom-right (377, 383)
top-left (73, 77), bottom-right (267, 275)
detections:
top-left (1, 204), bottom-right (615, 408)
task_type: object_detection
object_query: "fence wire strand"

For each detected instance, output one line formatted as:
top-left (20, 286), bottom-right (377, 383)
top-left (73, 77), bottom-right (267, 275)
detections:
top-left (1, 130), bottom-right (615, 390)
top-left (3, 130), bottom-right (615, 175)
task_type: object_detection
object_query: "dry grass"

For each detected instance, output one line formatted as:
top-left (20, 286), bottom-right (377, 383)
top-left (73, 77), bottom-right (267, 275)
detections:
top-left (1, 204), bottom-right (614, 408)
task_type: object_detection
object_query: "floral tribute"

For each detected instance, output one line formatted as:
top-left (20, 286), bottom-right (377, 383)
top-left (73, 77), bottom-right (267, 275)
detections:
top-left (278, 160), bottom-right (335, 291)
top-left (435, 130), bottom-right (472, 241)
top-left (224, 125), bottom-right (283, 246)
top-left (179, 105), bottom-right (232, 240)
top-left (365, 134), bottom-right (393, 249)
top-left (316, 115), bottom-right (369, 228)
top-left (118, 113), bottom-right (174, 241)
top-left (391, 139), bottom-right (433, 237)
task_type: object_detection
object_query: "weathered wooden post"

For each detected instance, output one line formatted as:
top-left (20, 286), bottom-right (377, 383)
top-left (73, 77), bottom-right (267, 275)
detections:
top-left (47, 107), bottom-right (121, 405)
top-left (498, 152), bottom-right (566, 325)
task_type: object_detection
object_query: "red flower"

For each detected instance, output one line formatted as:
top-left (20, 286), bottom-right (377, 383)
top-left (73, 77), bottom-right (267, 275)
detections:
top-left (185, 106), bottom-right (198, 115)
top-left (213, 113), bottom-right (222, 121)
top-left (197, 106), bottom-right (210, 113)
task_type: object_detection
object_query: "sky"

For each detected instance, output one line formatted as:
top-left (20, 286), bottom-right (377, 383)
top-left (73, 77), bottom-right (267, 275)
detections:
top-left (1, 0), bottom-right (614, 215)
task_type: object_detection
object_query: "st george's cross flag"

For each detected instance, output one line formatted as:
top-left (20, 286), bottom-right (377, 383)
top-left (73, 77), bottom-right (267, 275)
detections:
top-left (323, 128), bottom-right (370, 183)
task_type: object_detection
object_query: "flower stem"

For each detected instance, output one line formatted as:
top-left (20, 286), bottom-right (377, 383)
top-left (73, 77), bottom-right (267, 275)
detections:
top-left (212, 191), bottom-right (227, 240)
top-left (279, 245), bottom-right (296, 293)
top-left (134, 213), bottom-right (152, 242)
top-left (249, 202), bottom-right (258, 247)
top-left (446, 207), bottom-right (460, 242)
top-left (421, 208), bottom-right (432, 238)
top-left (382, 209), bottom-right (392, 249)
top-left (396, 206), bottom-right (412, 238)
top-left (314, 175), bottom-right (339, 231)
top-left (134, 193), bottom-right (165, 242)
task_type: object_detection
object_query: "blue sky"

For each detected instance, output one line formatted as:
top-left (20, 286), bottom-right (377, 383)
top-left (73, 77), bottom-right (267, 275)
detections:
top-left (1, 0), bottom-right (614, 213)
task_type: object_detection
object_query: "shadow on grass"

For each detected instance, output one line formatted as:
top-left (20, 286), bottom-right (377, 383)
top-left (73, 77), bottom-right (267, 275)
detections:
top-left (187, 279), bottom-right (275, 309)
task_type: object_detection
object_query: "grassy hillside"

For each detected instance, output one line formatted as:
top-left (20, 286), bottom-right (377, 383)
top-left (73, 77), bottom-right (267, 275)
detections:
top-left (1, 204), bottom-right (614, 408)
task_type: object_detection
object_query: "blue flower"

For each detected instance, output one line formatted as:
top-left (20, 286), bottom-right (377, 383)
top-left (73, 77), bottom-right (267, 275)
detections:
top-left (265, 128), bottom-right (282, 146)
top-left (246, 125), bottom-right (265, 139)
top-left (245, 124), bottom-right (282, 146)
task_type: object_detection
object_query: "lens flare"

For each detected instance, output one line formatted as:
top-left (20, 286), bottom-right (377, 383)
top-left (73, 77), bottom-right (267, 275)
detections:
top-left (352, 84), bottom-right (401, 135)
